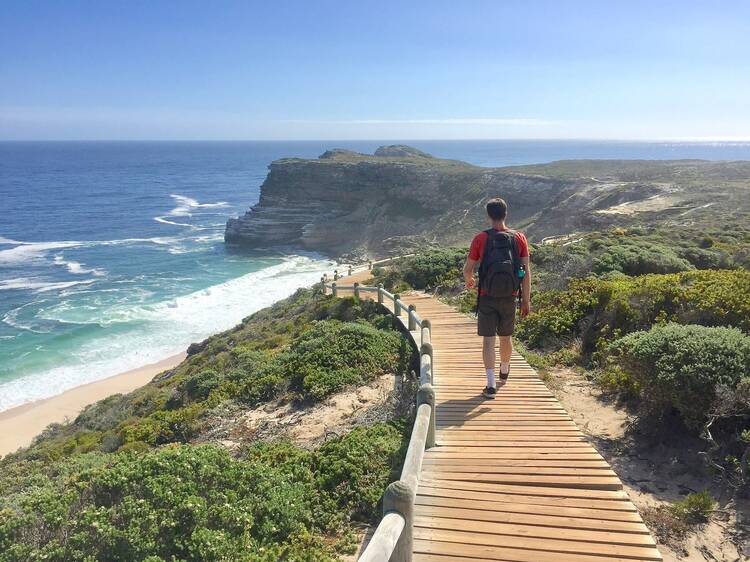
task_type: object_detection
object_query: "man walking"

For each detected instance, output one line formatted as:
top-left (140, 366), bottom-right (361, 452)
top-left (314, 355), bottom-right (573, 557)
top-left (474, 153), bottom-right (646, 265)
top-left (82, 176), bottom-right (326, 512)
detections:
top-left (463, 198), bottom-right (531, 399)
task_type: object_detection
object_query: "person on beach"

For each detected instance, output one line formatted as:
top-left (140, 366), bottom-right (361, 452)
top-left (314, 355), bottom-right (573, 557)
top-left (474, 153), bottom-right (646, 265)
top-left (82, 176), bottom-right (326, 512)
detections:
top-left (463, 198), bottom-right (531, 399)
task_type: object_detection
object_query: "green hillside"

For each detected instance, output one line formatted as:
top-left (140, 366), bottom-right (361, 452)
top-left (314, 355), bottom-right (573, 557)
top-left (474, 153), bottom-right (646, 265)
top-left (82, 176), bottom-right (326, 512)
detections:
top-left (0, 290), bottom-right (415, 561)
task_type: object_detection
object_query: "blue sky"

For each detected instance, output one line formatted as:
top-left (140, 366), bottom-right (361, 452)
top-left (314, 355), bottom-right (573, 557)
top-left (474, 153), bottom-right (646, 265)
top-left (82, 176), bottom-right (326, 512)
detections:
top-left (1, 0), bottom-right (749, 140)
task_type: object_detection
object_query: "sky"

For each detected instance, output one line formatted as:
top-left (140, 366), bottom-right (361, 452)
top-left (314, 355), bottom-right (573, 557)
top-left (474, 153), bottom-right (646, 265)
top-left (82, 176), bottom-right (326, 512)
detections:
top-left (1, 0), bottom-right (749, 140)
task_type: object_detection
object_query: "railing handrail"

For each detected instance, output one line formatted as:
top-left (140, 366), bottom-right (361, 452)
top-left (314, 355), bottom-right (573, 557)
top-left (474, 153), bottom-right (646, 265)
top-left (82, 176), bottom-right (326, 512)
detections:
top-left (357, 512), bottom-right (406, 562)
top-left (320, 262), bottom-right (435, 562)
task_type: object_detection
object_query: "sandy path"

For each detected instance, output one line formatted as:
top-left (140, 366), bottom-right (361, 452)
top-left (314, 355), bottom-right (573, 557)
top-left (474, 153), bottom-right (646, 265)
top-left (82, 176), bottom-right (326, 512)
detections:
top-left (0, 352), bottom-right (186, 457)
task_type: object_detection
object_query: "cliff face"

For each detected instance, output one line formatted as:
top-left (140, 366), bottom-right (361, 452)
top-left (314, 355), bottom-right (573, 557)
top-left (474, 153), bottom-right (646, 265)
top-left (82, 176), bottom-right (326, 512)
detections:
top-left (225, 146), bottom-right (750, 258)
top-left (225, 146), bottom-right (575, 258)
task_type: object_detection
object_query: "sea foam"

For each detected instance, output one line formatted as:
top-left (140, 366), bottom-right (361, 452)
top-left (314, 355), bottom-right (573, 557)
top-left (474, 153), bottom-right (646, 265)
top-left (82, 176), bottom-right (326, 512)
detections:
top-left (0, 254), bottom-right (333, 412)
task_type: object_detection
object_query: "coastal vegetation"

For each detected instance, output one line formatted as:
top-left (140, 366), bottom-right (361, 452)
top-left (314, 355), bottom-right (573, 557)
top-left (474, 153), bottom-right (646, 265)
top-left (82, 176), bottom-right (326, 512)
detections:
top-left (0, 290), bottom-right (414, 561)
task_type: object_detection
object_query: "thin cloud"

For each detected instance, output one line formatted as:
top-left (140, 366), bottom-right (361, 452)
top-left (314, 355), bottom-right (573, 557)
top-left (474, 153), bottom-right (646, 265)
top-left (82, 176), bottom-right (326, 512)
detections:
top-left (284, 118), bottom-right (554, 126)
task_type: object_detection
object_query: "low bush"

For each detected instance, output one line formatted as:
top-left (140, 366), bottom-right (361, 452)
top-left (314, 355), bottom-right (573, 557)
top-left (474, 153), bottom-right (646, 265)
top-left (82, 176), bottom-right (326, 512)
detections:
top-left (517, 269), bottom-right (750, 352)
top-left (593, 243), bottom-right (693, 276)
top-left (399, 247), bottom-right (466, 289)
top-left (280, 320), bottom-right (407, 400)
top-left (314, 422), bottom-right (406, 520)
top-left (0, 422), bottom-right (407, 562)
top-left (670, 491), bottom-right (715, 524)
top-left (605, 324), bottom-right (750, 428)
top-left (532, 224), bottom-right (749, 290)
top-left (370, 247), bottom-right (466, 291)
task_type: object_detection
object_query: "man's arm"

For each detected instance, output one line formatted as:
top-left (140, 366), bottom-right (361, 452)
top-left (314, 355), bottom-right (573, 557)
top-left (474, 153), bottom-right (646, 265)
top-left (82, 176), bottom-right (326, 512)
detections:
top-left (520, 256), bottom-right (531, 317)
top-left (464, 257), bottom-right (478, 289)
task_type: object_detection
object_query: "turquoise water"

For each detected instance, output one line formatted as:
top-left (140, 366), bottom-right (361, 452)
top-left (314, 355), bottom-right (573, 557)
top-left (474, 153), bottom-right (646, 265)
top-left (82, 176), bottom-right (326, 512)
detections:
top-left (2, 140), bottom-right (750, 411)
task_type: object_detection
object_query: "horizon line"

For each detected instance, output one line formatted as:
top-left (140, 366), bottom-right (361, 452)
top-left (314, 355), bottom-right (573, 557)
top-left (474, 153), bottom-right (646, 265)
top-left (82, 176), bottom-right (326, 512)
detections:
top-left (3, 137), bottom-right (750, 143)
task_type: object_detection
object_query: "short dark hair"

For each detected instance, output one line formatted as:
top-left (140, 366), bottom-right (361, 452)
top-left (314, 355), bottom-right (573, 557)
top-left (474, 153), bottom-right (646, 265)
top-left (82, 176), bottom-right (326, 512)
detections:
top-left (486, 198), bottom-right (507, 221)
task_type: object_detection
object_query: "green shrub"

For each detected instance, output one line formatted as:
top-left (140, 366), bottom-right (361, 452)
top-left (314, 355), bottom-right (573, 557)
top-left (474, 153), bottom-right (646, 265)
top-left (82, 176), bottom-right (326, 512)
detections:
top-left (0, 422), bottom-right (407, 562)
top-left (593, 243), bottom-right (694, 276)
top-left (315, 422), bottom-right (405, 521)
top-left (183, 370), bottom-right (222, 401)
top-left (532, 224), bottom-right (749, 290)
top-left (75, 394), bottom-right (133, 432)
top-left (278, 320), bottom-right (406, 401)
top-left (606, 324), bottom-right (750, 428)
top-left (399, 247), bottom-right (466, 289)
top-left (370, 247), bottom-right (466, 291)
top-left (121, 404), bottom-right (205, 446)
top-left (518, 269), bottom-right (750, 351)
top-left (670, 491), bottom-right (715, 524)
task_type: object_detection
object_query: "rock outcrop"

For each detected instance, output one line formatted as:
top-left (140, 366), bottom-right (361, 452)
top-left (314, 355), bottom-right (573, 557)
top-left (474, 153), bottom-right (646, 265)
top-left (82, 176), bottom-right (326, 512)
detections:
top-left (225, 146), bottom-right (750, 258)
top-left (225, 146), bottom-right (575, 257)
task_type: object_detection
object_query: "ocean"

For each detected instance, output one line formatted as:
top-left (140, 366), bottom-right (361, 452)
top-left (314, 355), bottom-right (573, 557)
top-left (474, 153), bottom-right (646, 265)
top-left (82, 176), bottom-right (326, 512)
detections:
top-left (2, 139), bottom-right (750, 411)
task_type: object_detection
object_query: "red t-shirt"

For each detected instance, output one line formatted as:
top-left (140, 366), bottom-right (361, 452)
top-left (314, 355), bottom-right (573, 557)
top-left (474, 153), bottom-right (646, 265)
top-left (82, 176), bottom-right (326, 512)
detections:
top-left (469, 228), bottom-right (529, 296)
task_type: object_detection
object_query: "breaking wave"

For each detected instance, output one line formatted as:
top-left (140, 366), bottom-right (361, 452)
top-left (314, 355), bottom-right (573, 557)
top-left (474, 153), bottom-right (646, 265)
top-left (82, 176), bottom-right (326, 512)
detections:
top-left (0, 254), bottom-right (333, 411)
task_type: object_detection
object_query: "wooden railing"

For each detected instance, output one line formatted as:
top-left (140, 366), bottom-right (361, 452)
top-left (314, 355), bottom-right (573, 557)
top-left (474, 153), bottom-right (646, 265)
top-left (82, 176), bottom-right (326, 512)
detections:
top-left (320, 262), bottom-right (435, 562)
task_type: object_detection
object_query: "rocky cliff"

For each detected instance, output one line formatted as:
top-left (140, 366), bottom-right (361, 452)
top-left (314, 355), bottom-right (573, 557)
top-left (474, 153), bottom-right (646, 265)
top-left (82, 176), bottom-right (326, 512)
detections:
top-left (225, 146), bottom-right (750, 258)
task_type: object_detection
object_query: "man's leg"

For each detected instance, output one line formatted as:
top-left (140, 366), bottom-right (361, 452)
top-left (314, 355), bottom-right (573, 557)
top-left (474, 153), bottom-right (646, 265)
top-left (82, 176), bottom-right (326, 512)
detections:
top-left (499, 335), bottom-right (512, 380)
top-left (483, 335), bottom-right (496, 368)
top-left (477, 297), bottom-right (499, 395)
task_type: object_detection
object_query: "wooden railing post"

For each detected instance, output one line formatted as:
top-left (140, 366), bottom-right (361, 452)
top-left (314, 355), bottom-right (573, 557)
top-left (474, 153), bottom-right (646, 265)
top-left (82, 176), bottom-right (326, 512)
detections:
top-left (419, 350), bottom-right (431, 385)
top-left (408, 304), bottom-right (417, 331)
top-left (420, 342), bottom-right (434, 385)
top-left (331, 283), bottom-right (337, 297)
top-left (417, 384), bottom-right (436, 449)
top-left (383, 480), bottom-right (414, 562)
top-left (421, 319), bottom-right (431, 347)
top-left (393, 294), bottom-right (401, 316)
top-left (377, 283), bottom-right (384, 304)
top-left (353, 282), bottom-right (360, 299)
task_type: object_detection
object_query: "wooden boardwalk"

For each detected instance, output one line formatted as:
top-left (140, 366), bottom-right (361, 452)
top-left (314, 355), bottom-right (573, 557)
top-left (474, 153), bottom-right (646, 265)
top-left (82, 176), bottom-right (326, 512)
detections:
top-left (343, 273), bottom-right (662, 561)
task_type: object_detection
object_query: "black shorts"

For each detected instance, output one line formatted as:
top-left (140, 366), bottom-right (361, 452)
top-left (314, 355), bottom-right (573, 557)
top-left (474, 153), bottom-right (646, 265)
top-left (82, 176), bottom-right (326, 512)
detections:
top-left (477, 296), bottom-right (517, 337)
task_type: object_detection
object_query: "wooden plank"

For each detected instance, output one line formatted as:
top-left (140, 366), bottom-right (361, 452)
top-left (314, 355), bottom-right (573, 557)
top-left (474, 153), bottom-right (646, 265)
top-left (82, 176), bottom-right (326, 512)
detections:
top-left (426, 451), bottom-right (604, 459)
top-left (415, 493), bottom-right (643, 522)
top-left (426, 472), bottom-right (622, 490)
top-left (417, 486), bottom-right (637, 512)
top-left (413, 540), bottom-right (659, 562)
top-left (422, 458), bottom-right (611, 468)
top-left (414, 504), bottom-right (650, 533)
top-left (413, 528), bottom-right (661, 560)
top-left (433, 435), bottom-right (588, 442)
top-left (426, 466), bottom-right (617, 476)
top-left (419, 478), bottom-right (629, 500)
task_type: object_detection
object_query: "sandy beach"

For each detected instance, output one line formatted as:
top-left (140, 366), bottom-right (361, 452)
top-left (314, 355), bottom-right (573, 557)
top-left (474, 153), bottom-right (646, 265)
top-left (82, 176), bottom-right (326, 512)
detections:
top-left (0, 352), bottom-right (186, 457)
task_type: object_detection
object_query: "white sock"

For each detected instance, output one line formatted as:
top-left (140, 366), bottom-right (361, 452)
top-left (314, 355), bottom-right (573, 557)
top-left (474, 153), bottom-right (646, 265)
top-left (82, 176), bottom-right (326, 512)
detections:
top-left (500, 362), bottom-right (510, 375)
top-left (486, 368), bottom-right (495, 388)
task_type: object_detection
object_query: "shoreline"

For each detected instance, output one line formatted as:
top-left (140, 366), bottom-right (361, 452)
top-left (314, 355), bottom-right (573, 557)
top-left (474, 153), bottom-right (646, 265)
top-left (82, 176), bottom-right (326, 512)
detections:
top-left (0, 352), bottom-right (187, 457)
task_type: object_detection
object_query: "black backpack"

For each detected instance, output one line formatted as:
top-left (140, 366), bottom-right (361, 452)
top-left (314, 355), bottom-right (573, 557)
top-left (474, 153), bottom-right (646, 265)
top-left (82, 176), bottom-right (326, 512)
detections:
top-left (478, 229), bottom-right (521, 298)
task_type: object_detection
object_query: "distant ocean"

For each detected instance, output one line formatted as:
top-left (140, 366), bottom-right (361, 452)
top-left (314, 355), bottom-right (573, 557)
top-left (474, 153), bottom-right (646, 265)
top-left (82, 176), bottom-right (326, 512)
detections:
top-left (2, 140), bottom-right (750, 411)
